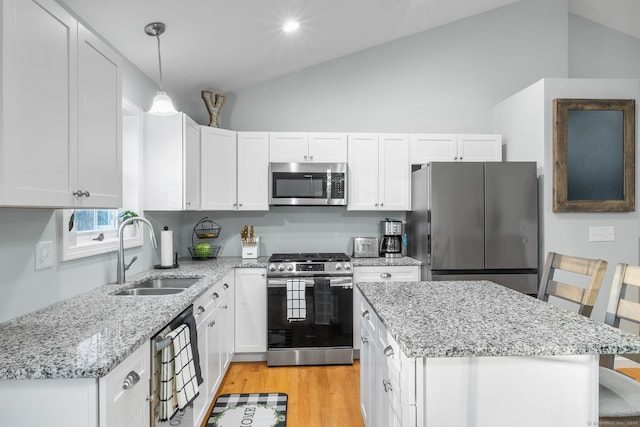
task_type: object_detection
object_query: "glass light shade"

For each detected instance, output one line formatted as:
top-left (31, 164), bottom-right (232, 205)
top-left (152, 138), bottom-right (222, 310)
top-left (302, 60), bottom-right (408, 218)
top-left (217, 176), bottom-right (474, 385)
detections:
top-left (148, 90), bottom-right (178, 115)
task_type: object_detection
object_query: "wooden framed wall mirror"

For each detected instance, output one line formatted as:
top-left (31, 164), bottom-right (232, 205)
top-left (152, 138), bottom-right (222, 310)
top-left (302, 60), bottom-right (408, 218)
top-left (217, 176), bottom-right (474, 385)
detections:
top-left (553, 98), bottom-right (635, 212)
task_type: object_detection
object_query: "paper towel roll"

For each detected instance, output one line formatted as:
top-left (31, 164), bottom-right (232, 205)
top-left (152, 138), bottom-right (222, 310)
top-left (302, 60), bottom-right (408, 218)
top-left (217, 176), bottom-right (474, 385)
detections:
top-left (160, 226), bottom-right (173, 267)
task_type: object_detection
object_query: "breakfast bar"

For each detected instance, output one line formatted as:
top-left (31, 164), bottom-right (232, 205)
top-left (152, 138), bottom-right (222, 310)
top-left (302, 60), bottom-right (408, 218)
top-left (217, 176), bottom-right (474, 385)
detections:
top-left (357, 280), bottom-right (640, 427)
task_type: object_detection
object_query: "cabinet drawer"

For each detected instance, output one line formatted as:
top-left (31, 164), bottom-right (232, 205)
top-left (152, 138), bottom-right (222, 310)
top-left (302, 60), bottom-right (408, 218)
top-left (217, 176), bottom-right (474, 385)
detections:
top-left (360, 298), bottom-right (377, 336)
top-left (194, 281), bottom-right (223, 325)
top-left (354, 266), bottom-right (420, 282)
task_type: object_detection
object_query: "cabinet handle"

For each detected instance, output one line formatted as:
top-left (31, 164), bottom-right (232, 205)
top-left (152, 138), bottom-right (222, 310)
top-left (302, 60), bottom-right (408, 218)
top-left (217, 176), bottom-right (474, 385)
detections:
top-left (383, 378), bottom-right (393, 392)
top-left (384, 345), bottom-right (394, 357)
top-left (362, 310), bottom-right (370, 320)
top-left (309, 155), bottom-right (314, 161)
top-left (304, 155), bottom-right (308, 160)
top-left (454, 156), bottom-right (458, 160)
top-left (380, 273), bottom-right (391, 279)
top-left (380, 202), bottom-right (384, 207)
top-left (209, 320), bottom-right (216, 327)
top-left (459, 157), bottom-right (463, 160)
top-left (238, 203), bottom-right (243, 207)
top-left (197, 306), bottom-right (205, 314)
top-left (73, 190), bottom-right (90, 197)
top-left (211, 292), bottom-right (219, 300)
top-left (122, 371), bottom-right (140, 390)
top-left (223, 283), bottom-right (229, 290)
top-left (261, 273), bottom-right (266, 277)
top-left (361, 336), bottom-right (368, 344)
top-left (222, 304), bottom-right (228, 309)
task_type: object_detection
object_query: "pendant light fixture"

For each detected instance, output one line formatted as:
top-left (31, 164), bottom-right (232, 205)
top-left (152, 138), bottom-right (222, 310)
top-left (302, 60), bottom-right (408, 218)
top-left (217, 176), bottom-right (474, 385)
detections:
top-left (145, 22), bottom-right (177, 115)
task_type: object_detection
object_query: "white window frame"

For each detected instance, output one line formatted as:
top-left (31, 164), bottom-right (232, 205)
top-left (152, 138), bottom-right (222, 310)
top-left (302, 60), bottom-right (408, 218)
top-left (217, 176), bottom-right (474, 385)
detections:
top-left (61, 98), bottom-right (144, 261)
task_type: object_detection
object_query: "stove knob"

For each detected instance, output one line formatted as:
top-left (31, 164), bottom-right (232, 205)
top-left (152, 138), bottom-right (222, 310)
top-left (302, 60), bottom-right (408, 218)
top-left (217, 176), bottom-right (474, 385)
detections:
top-left (277, 264), bottom-right (285, 272)
top-left (268, 263), bottom-right (277, 272)
top-left (344, 263), bottom-right (351, 271)
top-left (335, 263), bottom-right (342, 271)
top-left (286, 264), bottom-right (294, 272)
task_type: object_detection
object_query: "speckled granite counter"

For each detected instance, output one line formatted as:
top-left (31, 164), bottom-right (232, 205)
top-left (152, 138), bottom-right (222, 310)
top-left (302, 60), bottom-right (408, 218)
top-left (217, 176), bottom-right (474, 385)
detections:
top-left (351, 256), bottom-right (421, 267)
top-left (0, 257), bottom-right (268, 381)
top-left (357, 280), bottom-right (640, 359)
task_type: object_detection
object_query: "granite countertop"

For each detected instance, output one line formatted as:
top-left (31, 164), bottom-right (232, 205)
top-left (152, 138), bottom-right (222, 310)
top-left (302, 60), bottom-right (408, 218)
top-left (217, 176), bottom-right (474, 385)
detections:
top-left (0, 257), bottom-right (268, 381)
top-left (357, 280), bottom-right (640, 359)
top-left (350, 256), bottom-right (421, 267)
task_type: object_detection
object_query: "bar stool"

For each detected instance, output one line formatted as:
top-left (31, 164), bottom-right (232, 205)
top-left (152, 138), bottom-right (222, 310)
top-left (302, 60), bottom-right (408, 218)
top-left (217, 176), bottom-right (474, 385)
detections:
top-left (537, 251), bottom-right (608, 317)
top-left (599, 263), bottom-right (640, 425)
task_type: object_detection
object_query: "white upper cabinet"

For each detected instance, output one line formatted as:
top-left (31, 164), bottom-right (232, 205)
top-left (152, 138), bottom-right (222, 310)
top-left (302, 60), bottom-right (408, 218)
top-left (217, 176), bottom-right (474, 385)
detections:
top-left (270, 132), bottom-right (347, 163)
top-left (410, 134), bottom-right (502, 164)
top-left (237, 132), bottom-right (269, 211)
top-left (201, 127), bottom-right (237, 210)
top-left (144, 113), bottom-right (200, 210)
top-left (348, 133), bottom-right (410, 211)
top-left (0, 0), bottom-right (122, 208)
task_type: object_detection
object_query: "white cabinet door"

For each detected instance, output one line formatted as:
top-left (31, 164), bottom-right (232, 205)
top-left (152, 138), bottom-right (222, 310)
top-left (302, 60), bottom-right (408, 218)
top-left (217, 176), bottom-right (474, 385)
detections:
top-left (409, 134), bottom-right (457, 163)
top-left (184, 118), bottom-right (201, 210)
top-left (99, 343), bottom-right (150, 427)
top-left (457, 134), bottom-right (502, 161)
top-left (308, 133), bottom-right (348, 163)
top-left (348, 133), bottom-right (380, 210)
top-left (206, 306), bottom-right (224, 400)
top-left (1, 0), bottom-right (77, 207)
top-left (201, 127), bottom-right (237, 210)
top-left (76, 24), bottom-right (122, 208)
top-left (193, 306), bottom-right (213, 427)
top-left (235, 268), bottom-right (267, 353)
top-left (359, 299), bottom-right (374, 426)
top-left (379, 134), bottom-right (410, 211)
top-left (237, 132), bottom-right (269, 211)
top-left (269, 132), bottom-right (309, 162)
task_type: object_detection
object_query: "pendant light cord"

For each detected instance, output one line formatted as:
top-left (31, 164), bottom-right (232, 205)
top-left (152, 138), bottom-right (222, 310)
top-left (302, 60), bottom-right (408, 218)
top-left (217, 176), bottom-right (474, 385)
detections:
top-left (156, 35), bottom-right (165, 91)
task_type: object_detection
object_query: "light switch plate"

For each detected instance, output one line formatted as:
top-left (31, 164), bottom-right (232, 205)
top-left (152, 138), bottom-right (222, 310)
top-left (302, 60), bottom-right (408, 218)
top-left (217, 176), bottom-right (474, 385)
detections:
top-left (35, 241), bottom-right (53, 270)
top-left (589, 226), bottom-right (615, 242)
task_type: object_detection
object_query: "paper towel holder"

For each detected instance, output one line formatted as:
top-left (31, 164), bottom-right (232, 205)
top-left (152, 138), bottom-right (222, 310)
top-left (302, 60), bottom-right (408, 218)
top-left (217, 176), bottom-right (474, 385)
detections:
top-left (155, 226), bottom-right (179, 269)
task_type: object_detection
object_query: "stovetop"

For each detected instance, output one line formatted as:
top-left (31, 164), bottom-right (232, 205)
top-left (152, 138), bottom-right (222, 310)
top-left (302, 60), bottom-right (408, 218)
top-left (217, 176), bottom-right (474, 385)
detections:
top-left (268, 252), bottom-right (351, 263)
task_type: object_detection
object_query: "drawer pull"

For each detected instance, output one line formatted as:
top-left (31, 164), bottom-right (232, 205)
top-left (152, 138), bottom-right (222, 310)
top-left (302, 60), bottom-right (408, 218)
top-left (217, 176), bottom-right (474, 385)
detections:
top-left (361, 336), bottom-right (369, 344)
top-left (383, 345), bottom-right (394, 357)
top-left (380, 273), bottom-right (391, 279)
top-left (383, 379), bottom-right (393, 392)
top-left (223, 283), bottom-right (229, 290)
top-left (211, 292), bottom-right (219, 300)
top-left (362, 310), bottom-right (370, 320)
top-left (197, 306), bottom-right (205, 314)
top-left (209, 320), bottom-right (216, 327)
top-left (122, 371), bottom-right (140, 390)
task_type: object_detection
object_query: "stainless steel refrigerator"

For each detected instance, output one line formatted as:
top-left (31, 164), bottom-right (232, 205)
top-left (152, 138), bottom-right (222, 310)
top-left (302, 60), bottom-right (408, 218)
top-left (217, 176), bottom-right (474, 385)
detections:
top-left (406, 162), bottom-right (539, 294)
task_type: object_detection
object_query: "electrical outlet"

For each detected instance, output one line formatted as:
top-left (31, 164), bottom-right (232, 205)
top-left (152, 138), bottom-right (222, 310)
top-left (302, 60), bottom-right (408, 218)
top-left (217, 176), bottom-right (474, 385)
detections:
top-left (589, 226), bottom-right (615, 242)
top-left (35, 241), bottom-right (53, 270)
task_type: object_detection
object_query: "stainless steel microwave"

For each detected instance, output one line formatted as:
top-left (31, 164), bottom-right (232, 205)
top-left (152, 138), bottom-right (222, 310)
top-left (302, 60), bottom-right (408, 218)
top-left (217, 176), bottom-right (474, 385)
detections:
top-left (269, 162), bottom-right (347, 206)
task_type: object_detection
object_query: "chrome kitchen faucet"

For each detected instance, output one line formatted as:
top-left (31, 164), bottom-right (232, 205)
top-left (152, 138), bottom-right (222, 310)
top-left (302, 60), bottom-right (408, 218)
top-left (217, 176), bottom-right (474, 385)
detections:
top-left (117, 217), bottom-right (157, 284)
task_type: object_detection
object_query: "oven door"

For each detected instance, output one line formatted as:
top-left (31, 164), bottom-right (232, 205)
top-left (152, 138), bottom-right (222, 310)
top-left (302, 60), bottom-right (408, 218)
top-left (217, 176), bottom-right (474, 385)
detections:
top-left (269, 162), bottom-right (347, 206)
top-left (267, 276), bottom-right (353, 349)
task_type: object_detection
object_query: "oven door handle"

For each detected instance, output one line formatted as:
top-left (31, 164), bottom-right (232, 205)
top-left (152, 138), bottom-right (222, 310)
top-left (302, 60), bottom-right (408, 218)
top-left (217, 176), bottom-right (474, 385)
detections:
top-left (267, 278), bottom-right (315, 287)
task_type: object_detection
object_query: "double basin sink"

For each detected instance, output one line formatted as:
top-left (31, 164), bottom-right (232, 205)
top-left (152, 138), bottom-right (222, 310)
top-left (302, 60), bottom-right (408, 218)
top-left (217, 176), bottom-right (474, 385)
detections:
top-left (114, 277), bottom-right (200, 296)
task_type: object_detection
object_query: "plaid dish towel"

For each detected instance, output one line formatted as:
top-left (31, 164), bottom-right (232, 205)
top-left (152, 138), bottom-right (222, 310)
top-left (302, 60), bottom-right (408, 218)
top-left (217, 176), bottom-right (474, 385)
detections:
top-left (286, 279), bottom-right (306, 322)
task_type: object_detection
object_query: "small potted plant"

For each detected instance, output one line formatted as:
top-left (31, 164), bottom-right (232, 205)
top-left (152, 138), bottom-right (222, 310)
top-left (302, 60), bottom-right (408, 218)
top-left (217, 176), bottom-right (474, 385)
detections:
top-left (118, 210), bottom-right (140, 237)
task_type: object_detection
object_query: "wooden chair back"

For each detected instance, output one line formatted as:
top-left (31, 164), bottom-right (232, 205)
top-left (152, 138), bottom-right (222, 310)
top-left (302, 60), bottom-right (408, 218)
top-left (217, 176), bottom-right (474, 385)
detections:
top-left (537, 252), bottom-right (608, 318)
top-left (602, 263), bottom-right (640, 367)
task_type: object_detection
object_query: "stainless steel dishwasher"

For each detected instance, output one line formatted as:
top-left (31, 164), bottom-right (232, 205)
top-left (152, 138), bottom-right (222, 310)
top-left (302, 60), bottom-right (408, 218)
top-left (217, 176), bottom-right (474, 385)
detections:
top-left (150, 305), bottom-right (195, 427)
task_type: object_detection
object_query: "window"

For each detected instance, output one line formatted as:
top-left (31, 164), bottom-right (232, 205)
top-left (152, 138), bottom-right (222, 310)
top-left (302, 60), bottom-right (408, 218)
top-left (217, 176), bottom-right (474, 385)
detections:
top-left (61, 98), bottom-right (144, 261)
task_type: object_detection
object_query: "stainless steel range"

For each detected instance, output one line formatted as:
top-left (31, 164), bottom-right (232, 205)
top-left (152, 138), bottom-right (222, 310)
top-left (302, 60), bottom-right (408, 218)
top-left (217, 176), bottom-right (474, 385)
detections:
top-left (267, 252), bottom-right (354, 366)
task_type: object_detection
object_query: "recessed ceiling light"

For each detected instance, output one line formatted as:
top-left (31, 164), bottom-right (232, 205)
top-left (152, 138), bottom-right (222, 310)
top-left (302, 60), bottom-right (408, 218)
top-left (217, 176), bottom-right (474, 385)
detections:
top-left (283, 20), bottom-right (300, 33)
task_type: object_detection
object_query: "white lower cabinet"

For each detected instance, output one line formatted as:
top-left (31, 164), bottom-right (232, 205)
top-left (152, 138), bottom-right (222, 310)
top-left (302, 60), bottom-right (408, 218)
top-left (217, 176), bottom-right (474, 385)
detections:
top-left (234, 268), bottom-right (267, 354)
top-left (353, 265), bottom-right (420, 352)
top-left (99, 343), bottom-right (150, 427)
top-left (193, 272), bottom-right (235, 427)
top-left (359, 291), bottom-right (416, 427)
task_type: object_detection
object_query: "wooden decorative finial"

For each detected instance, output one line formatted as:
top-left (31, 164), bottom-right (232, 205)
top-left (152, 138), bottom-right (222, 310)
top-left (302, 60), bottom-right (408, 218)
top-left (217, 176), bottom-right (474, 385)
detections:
top-left (201, 90), bottom-right (226, 127)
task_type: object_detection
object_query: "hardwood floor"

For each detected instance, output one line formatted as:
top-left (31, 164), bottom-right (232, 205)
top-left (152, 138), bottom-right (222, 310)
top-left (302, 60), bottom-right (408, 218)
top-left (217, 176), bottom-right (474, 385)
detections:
top-left (617, 367), bottom-right (640, 381)
top-left (208, 361), bottom-right (365, 427)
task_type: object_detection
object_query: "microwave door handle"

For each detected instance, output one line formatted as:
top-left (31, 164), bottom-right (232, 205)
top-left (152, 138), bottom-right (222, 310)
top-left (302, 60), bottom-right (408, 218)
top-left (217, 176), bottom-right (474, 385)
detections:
top-left (326, 169), bottom-right (332, 205)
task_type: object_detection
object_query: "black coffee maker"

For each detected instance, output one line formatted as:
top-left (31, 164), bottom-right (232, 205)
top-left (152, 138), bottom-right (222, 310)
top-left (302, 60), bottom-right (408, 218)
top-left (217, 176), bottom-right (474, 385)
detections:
top-left (379, 218), bottom-right (403, 258)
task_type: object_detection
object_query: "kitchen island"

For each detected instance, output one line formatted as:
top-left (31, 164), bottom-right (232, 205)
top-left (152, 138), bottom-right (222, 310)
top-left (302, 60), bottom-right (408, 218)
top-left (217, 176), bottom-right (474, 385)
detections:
top-left (357, 280), bottom-right (640, 427)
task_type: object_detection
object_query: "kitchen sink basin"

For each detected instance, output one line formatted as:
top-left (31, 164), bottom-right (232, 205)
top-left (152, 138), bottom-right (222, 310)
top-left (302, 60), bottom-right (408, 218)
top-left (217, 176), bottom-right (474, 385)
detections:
top-left (114, 288), bottom-right (185, 296)
top-left (133, 277), bottom-right (200, 289)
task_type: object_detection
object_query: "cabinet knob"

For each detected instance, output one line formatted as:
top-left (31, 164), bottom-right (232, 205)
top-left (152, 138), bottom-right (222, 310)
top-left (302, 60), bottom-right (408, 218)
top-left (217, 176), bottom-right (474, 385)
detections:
top-left (197, 306), bottom-right (205, 314)
top-left (374, 203), bottom-right (379, 207)
top-left (380, 272), bottom-right (391, 279)
top-left (383, 378), bottom-right (393, 392)
top-left (361, 336), bottom-right (368, 344)
top-left (73, 190), bottom-right (90, 197)
top-left (209, 320), bottom-right (216, 327)
top-left (233, 203), bottom-right (238, 207)
top-left (223, 283), bottom-right (229, 290)
top-left (222, 304), bottom-right (228, 310)
top-left (309, 155), bottom-right (314, 161)
top-left (459, 157), bottom-right (463, 160)
top-left (380, 202), bottom-right (384, 207)
top-left (212, 292), bottom-right (219, 300)
top-left (362, 310), bottom-right (370, 320)
top-left (238, 203), bottom-right (243, 207)
top-left (304, 155), bottom-right (308, 160)
top-left (384, 345), bottom-right (394, 357)
top-left (122, 371), bottom-right (140, 390)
